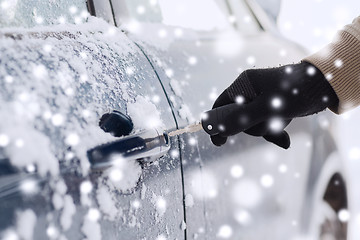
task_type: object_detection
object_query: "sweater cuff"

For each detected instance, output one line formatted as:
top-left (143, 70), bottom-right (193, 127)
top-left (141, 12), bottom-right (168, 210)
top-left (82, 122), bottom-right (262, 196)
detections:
top-left (303, 30), bottom-right (360, 114)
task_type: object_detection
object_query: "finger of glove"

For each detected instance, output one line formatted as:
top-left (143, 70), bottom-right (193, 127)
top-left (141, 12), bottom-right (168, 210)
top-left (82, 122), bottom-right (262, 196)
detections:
top-left (210, 134), bottom-right (228, 146)
top-left (245, 119), bottom-right (292, 137)
top-left (218, 96), bottom-right (270, 137)
top-left (263, 130), bottom-right (291, 149)
top-left (212, 90), bottom-right (233, 109)
top-left (244, 121), bottom-right (268, 136)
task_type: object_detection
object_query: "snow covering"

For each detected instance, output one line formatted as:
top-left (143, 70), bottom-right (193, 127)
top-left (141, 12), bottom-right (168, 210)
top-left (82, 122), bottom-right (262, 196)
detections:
top-left (96, 184), bottom-right (118, 221)
top-left (103, 154), bottom-right (142, 192)
top-left (0, 16), bottom-right (138, 175)
top-left (81, 217), bottom-right (101, 240)
top-left (127, 96), bottom-right (165, 130)
top-left (60, 195), bottom-right (76, 231)
top-left (16, 209), bottom-right (37, 240)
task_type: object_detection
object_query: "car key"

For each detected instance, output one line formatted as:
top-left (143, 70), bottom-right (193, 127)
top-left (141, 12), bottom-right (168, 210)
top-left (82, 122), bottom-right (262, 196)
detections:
top-left (167, 103), bottom-right (239, 137)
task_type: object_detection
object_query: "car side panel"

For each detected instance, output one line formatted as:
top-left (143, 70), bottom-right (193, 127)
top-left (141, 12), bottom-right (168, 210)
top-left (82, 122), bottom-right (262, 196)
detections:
top-left (0, 19), bottom-right (185, 239)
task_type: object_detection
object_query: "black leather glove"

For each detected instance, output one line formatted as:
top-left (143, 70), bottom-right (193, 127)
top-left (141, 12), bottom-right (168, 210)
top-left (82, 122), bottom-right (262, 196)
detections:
top-left (201, 61), bottom-right (339, 149)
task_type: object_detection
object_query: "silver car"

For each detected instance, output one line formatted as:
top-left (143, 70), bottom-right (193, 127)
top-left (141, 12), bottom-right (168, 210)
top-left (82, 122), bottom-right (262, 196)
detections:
top-left (0, 0), bottom-right (347, 239)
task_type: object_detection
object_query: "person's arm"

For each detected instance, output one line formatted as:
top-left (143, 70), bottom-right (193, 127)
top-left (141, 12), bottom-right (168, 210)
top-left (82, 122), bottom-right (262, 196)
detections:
top-left (304, 16), bottom-right (360, 114)
top-left (203, 16), bottom-right (360, 149)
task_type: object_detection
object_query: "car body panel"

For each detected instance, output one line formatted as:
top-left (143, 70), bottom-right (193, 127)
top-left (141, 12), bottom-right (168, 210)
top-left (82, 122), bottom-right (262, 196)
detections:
top-left (0, 17), bottom-right (185, 239)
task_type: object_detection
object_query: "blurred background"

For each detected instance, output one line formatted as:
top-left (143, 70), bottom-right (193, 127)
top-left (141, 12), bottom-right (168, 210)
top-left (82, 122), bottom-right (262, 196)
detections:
top-left (274, 1), bottom-right (360, 239)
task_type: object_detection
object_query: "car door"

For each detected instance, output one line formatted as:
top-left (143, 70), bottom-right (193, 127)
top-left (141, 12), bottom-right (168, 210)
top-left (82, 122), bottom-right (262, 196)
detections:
top-left (0, 1), bottom-right (185, 239)
top-left (110, 0), bottom-right (322, 239)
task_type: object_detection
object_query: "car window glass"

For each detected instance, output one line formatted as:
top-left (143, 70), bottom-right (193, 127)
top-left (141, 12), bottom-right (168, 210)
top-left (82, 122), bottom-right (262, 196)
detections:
top-left (0, 0), bottom-right (87, 28)
top-left (123, 0), bottom-right (230, 31)
top-left (226, 0), bottom-right (260, 33)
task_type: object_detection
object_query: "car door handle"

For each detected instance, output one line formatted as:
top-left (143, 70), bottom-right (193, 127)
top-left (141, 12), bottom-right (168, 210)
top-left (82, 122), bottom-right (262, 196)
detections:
top-left (87, 129), bottom-right (170, 170)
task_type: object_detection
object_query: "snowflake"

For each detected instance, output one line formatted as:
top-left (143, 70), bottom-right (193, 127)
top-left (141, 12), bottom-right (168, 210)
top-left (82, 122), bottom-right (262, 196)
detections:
top-left (285, 66), bottom-right (293, 74)
top-left (26, 164), bottom-right (36, 173)
top-left (234, 209), bottom-right (252, 225)
top-left (15, 139), bottom-right (24, 148)
top-left (43, 44), bottom-right (52, 52)
top-left (230, 165), bottom-right (244, 178)
top-left (87, 208), bottom-right (101, 222)
top-left (278, 164), bottom-right (288, 173)
top-left (349, 147), bottom-right (360, 160)
top-left (174, 28), bottom-right (183, 37)
top-left (243, 15), bottom-right (251, 23)
top-left (109, 168), bottom-right (124, 182)
top-left (235, 96), bottom-right (245, 104)
top-left (152, 95), bottom-right (160, 103)
top-left (137, 5), bottom-right (145, 15)
top-left (269, 118), bottom-right (283, 132)
top-left (58, 16), bottom-right (66, 24)
top-left (209, 88), bottom-right (218, 101)
top-left (81, 10), bottom-right (89, 18)
top-left (156, 196), bottom-right (167, 215)
top-left (188, 137), bottom-right (197, 146)
top-left (334, 59), bottom-right (343, 68)
top-left (5, 75), bottom-right (13, 83)
top-left (170, 149), bottom-right (179, 158)
top-left (271, 97), bottom-right (282, 109)
top-left (150, 0), bottom-right (158, 5)
top-left (228, 15), bottom-right (236, 23)
top-left (65, 88), bottom-right (74, 96)
top-left (165, 69), bottom-right (174, 78)
top-left (158, 29), bottom-right (167, 38)
top-left (132, 200), bottom-right (141, 209)
top-left (279, 49), bottom-right (287, 57)
top-left (51, 114), bottom-right (65, 126)
top-left (46, 225), bottom-right (59, 239)
top-left (80, 74), bottom-right (88, 83)
top-left (79, 52), bottom-right (88, 59)
top-left (69, 6), bottom-right (78, 14)
top-left (33, 65), bottom-right (47, 79)
top-left (292, 88), bottom-right (298, 95)
top-left (217, 225), bottom-right (233, 238)
top-left (325, 73), bottom-right (333, 80)
top-left (65, 133), bottom-right (79, 146)
top-left (0, 134), bottom-right (10, 147)
top-left (35, 16), bottom-right (44, 24)
top-left (283, 21), bottom-right (293, 31)
top-left (1, 1), bottom-right (10, 10)
top-left (80, 181), bottom-right (93, 194)
top-left (19, 179), bottom-right (39, 195)
top-left (291, 220), bottom-right (297, 226)
top-left (338, 209), bottom-right (350, 222)
top-left (306, 66), bottom-right (316, 76)
top-left (188, 56), bottom-right (197, 65)
top-left (246, 56), bottom-right (256, 65)
top-left (126, 66), bottom-right (135, 75)
top-left (260, 174), bottom-right (274, 188)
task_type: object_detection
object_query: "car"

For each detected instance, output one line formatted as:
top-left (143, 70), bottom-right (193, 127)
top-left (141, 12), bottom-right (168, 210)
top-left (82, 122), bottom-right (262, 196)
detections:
top-left (0, 0), bottom-right (348, 239)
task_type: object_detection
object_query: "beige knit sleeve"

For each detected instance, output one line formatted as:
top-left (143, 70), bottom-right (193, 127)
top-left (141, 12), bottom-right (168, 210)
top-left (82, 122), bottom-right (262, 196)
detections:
top-left (303, 16), bottom-right (360, 114)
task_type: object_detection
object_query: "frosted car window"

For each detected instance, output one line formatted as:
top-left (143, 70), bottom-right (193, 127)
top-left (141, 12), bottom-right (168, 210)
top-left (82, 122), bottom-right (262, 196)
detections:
top-left (122, 0), bottom-right (229, 31)
top-left (0, 0), bottom-right (87, 28)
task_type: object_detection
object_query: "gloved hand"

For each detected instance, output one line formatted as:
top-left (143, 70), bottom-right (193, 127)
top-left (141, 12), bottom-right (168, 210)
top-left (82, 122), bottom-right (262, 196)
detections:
top-left (201, 61), bottom-right (339, 149)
